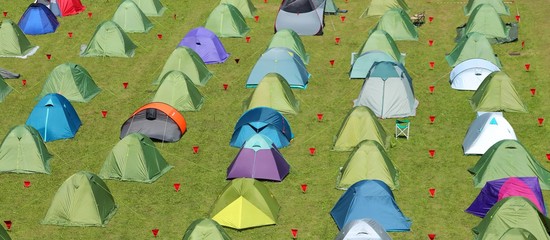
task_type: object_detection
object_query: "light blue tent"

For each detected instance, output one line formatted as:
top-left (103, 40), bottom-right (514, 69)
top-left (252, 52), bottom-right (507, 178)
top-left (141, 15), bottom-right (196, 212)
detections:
top-left (246, 47), bottom-right (310, 89)
top-left (230, 107), bottom-right (293, 148)
top-left (349, 51), bottom-right (397, 79)
top-left (330, 180), bottom-right (411, 232)
top-left (26, 93), bottom-right (81, 142)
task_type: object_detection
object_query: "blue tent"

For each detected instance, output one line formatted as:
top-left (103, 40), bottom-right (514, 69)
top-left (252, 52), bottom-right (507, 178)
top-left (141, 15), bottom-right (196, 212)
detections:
top-left (26, 93), bottom-right (81, 142)
top-left (330, 180), bottom-right (411, 232)
top-left (18, 3), bottom-right (59, 35)
top-left (349, 50), bottom-right (397, 79)
top-left (230, 107), bottom-right (293, 148)
top-left (246, 47), bottom-right (310, 89)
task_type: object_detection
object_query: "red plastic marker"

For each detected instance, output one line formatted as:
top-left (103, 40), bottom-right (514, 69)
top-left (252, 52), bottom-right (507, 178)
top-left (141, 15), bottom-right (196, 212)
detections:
top-left (152, 229), bottom-right (159, 237)
top-left (335, 37), bottom-right (340, 44)
top-left (245, 36), bottom-right (251, 43)
top-left (515, 15), bottom-right (520, 22)
top-left (429, 85), bottom-right (434, 94)
top-left (223, 83), bottom-right (228, 90)
top-left (546, 154), bottom-right (550, 161)
top-left (301, 184), bottom-right (307, 193)
top-left (525, 63), bottom-right (531, 71)
top-left (254, 15), bottom-right (259, 22)
top-left (429, 61), bottom-right (435, 69)
top-left (428, 39), bottom-right (434, 46)
top-left (340, 16), bottom-right (346, 22)
top-left (2, 12), bottom-right (7, 17)
top-left (428, 233), bottom-right (436, 240)
top-left (429, 115), bottom-right (435, 124)
top-left (193, 146), bottom-right (199, 154)
top-left (173, 183), bottom-right (181, 192)
top-left (291, 228), bottom-right (298, 238)
top-left (530, 88), bottom-right (536, 96)
top-left (429, 149), bottom-right (435, 158)
top-left (3, 220), bottom-right (11, 231)
top-left (429, 188), bottom-right (436, 197)
top-left (46, 54), bottom-right (52, 60)
top-left (88, 12), bottom-right (92, 18)
top-left (317, 113), bottom-right (323, 121)
top-left (24, 180), bottom-right (31, 188)
top-left (157, 34), bottom-right (163, 40)
top-left (428, 16), bottom-right (434, 23)
top-left (101, 110), bottom-right (107, 118)
top-left (22, 79), bottom-right (27, 86)
top-left (538, 118), bottom-right (544, 126)
top-left (329, 59), bottom-right (335, 66)
top-left (68, 32), bottom-right (73, 38)
top-left (309, 147), bottom-right (316, 156)
top-left (123, 82), bottom-right (128, 89)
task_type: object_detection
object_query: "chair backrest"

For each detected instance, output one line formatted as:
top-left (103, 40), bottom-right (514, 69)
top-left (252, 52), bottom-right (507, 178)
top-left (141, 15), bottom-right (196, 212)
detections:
top-left (396, 119), bottom-right (410, 129)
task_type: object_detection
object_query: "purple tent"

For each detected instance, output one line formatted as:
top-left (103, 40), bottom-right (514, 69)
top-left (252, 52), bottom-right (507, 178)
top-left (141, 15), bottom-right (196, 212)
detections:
top-left (178, 27), bottom-right (229, 64)
top-left (227, 134), bottom-right (290, 181)
top-left (466, 177), bottom-right (546, 218)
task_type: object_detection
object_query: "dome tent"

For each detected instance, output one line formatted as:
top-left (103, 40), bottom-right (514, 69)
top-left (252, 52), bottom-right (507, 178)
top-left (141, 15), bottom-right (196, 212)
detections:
top-left (37, 62), bottom-right (101, 102)
top-left (80, 21), bottom-right (137, 58)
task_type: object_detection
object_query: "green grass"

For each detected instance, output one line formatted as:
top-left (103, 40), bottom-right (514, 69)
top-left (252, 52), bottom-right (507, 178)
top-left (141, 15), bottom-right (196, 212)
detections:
top-left (1, 0), bottom-right (550, 239)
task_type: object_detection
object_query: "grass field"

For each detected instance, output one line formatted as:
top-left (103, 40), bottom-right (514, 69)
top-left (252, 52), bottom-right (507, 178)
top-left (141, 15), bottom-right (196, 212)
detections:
top-left (1, 0), bottom-right (550, 239)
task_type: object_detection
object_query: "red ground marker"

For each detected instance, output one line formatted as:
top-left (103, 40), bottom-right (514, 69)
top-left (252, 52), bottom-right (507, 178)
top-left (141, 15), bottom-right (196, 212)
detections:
top-left (546, 154), bottom-right (550, 161)
top-left (525, 63), bottom-right (531, 71)
top-left (123, 82), bottom-right (128, 89)
top-left (88, 12), bottom-right (92, 18)
top-left (429, 115), bottom-right (435, 124)
top-left (429, 61), bottom-right (435, 69)
top-left (530, 88), bottom-right (536, 96)
top-left (522, 41), bottom-right (525, 49)
top-left (429, 149), bottom-right (435, 158)
top-left (428, 39), bottom-right (434, 46)
top-left (173, 183), bottom-right (181, 192)
top-left (223, 83), bottom-right (228, 90)
top-left (101, 110), bottom-right (107, 118)
top-left (46, 54), bottom-right (52, 60)
top-left (429, 85), bottom-right (434, 94)
top-left (245, 36), bottom-right (251, 43)
top-left (429, 188), bottom-right (436, 197)
top-left (24, 180), bottom-right (31, 188)
top-left (515, 15), bottom-right (520, 22)
top-left (538, 118), bottom-right (544, 126)
top-left (157, 34), bottom-right (163, 40)
top-left (3, 220), bottom-right (11, 230)
top-left (254, 15), bottom-right (259, 22)
top-left (68, 32), bottom-right (73, 38)
top-left (22, 79), bottom-right (27, 86)
top-left (335, 37), bottom-right (340, 44)
top-left (329, 59), bottom-right (335, 66)
top-left (428, 16), bottom-right (434, 22)
top-left (152, 228), bottom-right (159, 237)
top-left (3, 12), bottom-right (7, 17)
top-left (193, 146), bottom-right (199, 154)
top-left (301, 184), bottom-right (307, 193)
top-left (309, 147), bottom-right (316, 156)
top-left (340, 16), bottom-right (346, 22)
top-left (291, 228), bottom-right (298, 238)
top-left (428, 233), bottom-right (436, 240)
top-left (317, 113), bottom-right (323, 121)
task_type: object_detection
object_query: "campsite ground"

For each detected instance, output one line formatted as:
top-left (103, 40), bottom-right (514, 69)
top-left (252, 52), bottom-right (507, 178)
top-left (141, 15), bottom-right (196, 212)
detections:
top-left (1, 0), bottom-right (549, 239)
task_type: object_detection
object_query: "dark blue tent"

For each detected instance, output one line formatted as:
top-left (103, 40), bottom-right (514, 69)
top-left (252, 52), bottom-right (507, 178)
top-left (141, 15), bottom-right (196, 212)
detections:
top-left (18, 3), bottom-right (59, 35)
top-left (330, 180), bottom-right (411, 232)
top-left (230, 107), bottom-right (293, 148)
top-left (26, 93), bottom-right (81, 142)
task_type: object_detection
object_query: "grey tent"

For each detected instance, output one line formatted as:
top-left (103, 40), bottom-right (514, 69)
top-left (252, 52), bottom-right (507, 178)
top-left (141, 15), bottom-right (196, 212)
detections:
top-left (354, 61), bottom-right (418, 118)
top-left (275, 0), bottom-right (327, 36)
top-left (335, 218), bottom-right (392, 240)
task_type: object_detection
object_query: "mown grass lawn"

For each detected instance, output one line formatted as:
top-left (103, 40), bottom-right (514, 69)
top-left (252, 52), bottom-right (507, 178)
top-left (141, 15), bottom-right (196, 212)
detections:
top-left (1, 0), bottom-right (549, 239)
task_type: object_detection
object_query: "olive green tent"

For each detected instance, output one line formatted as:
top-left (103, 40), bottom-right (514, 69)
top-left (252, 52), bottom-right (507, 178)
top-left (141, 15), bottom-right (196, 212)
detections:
top-left (473, 197), bottom-right (550, 239)
top-left (362, 0), bottom-right (410, 17)
top-left (325, 0), bottom-right (339, 14)
top-left (446, 32), bottom-right (502, 67)
top-left (243, 73), bottom-right (299, 115)
top-left (0, 19), bottom-right (39, 58)
top-left (0, 125), bottom-right (52, 174)
top-left (0, 225), bottom-right (10, 240)
top-left (154, 46), bottom-right (213, 86)
top-left (99, 133), bottom-right (172, 183)
top-left (470, 71), bottom-right (527, 113)
top-left (37, 63), bottom-right (101, 102)
top-left (210, 178), bottom-right (280, 230)
top-left (336, 140), bottom-right (399, 190)
top-left (205, 4), bottom-right (250, 38)
top-left (458, 4), bottom-right (510, 42)
top-left (358, 30), bottom-right (405, 64)
top-left (42, 171), bottom-right (117, 226)
top-left (80, 21), bottom-right (137, 58)
top-left (369, 8), bottom-right (418, 41)
top-left (130, 0), bottom-right (166, 16)
top-left (333, 106), bottom-right (390, 151)
top-left (464, 0), bottom-right (510, 16)
top-left (152, 71), bottom-right (204, 111)
top-left (112, 0), bottom-right (153, 33)
top-left (469, 140), bottom-right (550, 189)
top-left (182, 218), bottom-right (232, 240)
top-left (220, 0), bottom-right (256, 18)
top-left (0, 76), bottom-right (13, 102)
top-left (266, 29), bottom-right (309, 65)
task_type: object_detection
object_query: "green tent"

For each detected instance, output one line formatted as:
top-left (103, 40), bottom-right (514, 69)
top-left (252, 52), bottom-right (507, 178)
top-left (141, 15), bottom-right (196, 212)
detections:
top-left (0, 225), bottom-right (10, 240)
top-left (154, 47), bottom-right (213, 86)
top-left (358, 29), bottom-right (405, 64)
top-left (130, 0), bottom-right (166, 16)
top-left (42, 171), bottom-right (117, 226)
top-left (0, 76), bottom-right (13, 102)
top-left (182, 218), bottom-right (232, 240)
top-left (205, 4), bottom-right (250, 38)
top-left (243, 73), bottom-right (300, 115)
top-left (80, 21), bottom-right (137, 58)
top-left (112, 0), bottom-right (153, 33)
top-left (152, 70), bottom-right (204, 112)
top-left (363, 0), bottom-right (410, 17)
top-left (473, 197), bottom-right (550, 239)
top-left (446, 32), bottom-right (502, 67)
top-left (220, 0), bottom-right (256, 18)
top-left (267, 29), bottom-right (309, 65)
top-left (336, 140), bottom-right (399, 190)
top-left (37, 63), bottom-right (101, 102)
top-left (333, 106), bottom-right (390, 151)
top-left (325, 0), bottom-right (339, 14)
top-left (0, 125), bottom-right (52, 174)
top-left (210, 178), bottom-right (280, 230)
top-left (370, 8), bottom-right (418, 41)
top-left (470, 71), bottom-right (527, 113)
top-left (0, 19), bottom-right (39, 58)
top-left (464, 0), bottom-right (510, 16)
top-left (460, 4), bottom-right (509, 41)
top-left (469, 140), bottom-right (550, 189)
top-left (99, 133), bottom-right (172, 183)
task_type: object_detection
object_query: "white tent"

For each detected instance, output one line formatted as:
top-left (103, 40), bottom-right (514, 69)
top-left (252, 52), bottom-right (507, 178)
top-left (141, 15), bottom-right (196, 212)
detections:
top-left (450, 59), bottom-right (500, 91)
top-left (463, 112), bottom-right (517, 155)
top-left (354, 61), bottom-right (418, 118)
top-left (335, 218), bottom-right (392, 240)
